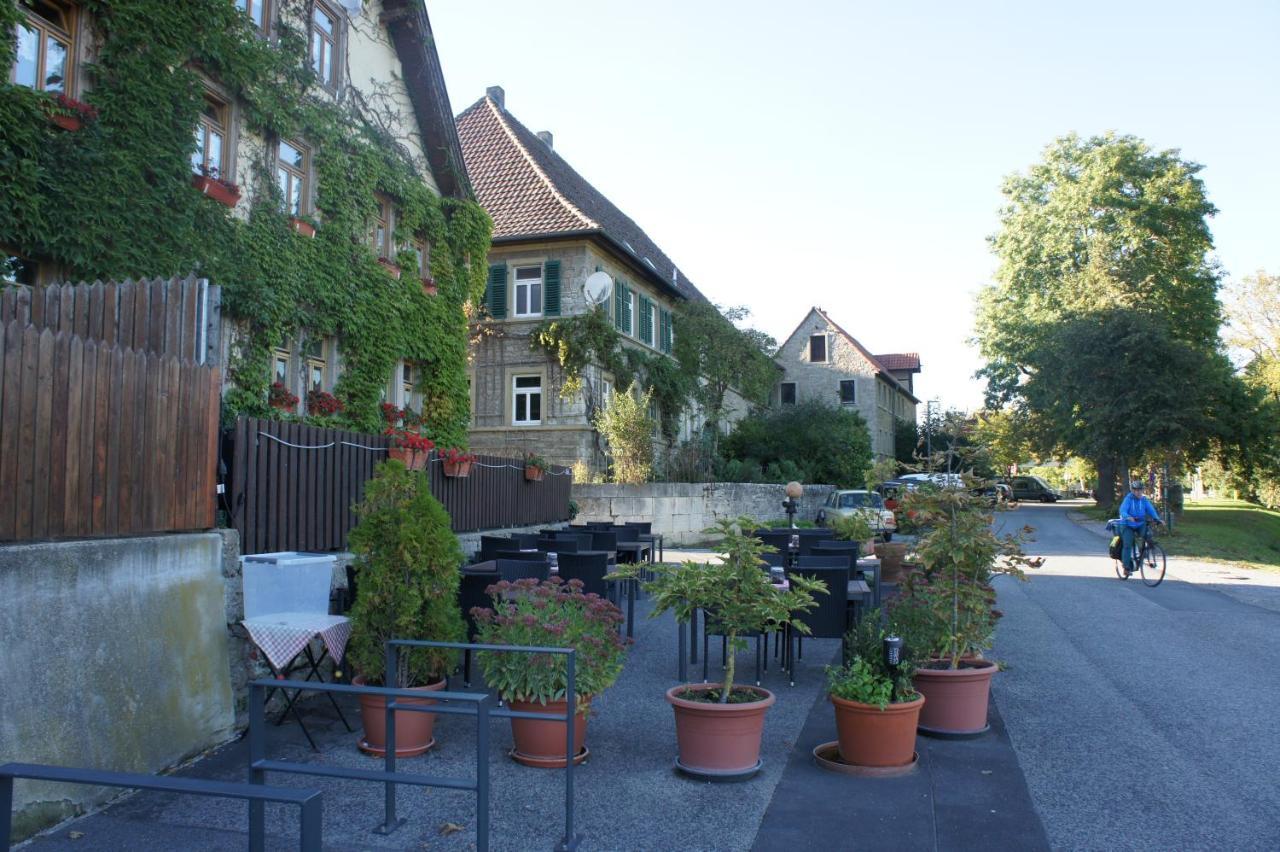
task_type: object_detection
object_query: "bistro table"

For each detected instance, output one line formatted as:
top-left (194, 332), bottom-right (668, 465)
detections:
top-left (241, 612), bottom-right (353, 750)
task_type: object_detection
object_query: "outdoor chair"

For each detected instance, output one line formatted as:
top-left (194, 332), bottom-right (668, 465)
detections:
top-left (623, 521), bottom-right (652, 534)
top-left (759, 552), bottom-right (787, 569)
top-left (477, 535), bottom-right (516, 562)
top-left (795, 529), bottom-right (836, 555)
top-left (494, 549), bottom-right (551, 563)
top-left (554, 550), bottom-right (612, 598)
top-left (701, 609), bottom-right (769, 686)
top-left (810, 540), bottom-right (860, 557)
top-left (458, 571), bottom-right (497, 686)
top-left (509, 532), bottom-right (539, 548)
top-left (784, 564), bottom-right (851, 686)
top-left (495, 558), bottom-right (550, 582)
top-left (537, 537), bottom-right (579, 553)
top-left (589, 530), bottom-right (618, 554)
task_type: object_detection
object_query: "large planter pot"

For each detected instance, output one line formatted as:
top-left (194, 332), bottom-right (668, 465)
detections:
top-left (442, 459), bottom-right (472, 478)
top-left (912, 660), bottom-right (996, 736)
top-left (877, 542), bottom-right (907, 582)
top-left (388, 447), bottom-right (428, 470)
top-left (666, 684), bottom-right (775, 776)
top-left (50, 112), bottom-right (82, 132)
top-left (507, 697), bottom-right (590, 767)
top-left (289, 216), bottom-right (316, 238)
top-left (830, 693), bottom-right (924, 767)
top-left (377, 258), bottom-right (402, 279)
top-left (354, 675), bottom-right (446, 757)
top-left (524, 465), bottom-right (545, 482)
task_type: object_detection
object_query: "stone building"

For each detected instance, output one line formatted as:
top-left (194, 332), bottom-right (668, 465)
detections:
top-left (456, 86), bottom-right (751, 471)
top-left (773, 307), bottom-right (920, 460)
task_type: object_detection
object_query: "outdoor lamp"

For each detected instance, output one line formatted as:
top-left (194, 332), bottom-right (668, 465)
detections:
top-left (784, 481), bottom-right (804, 499)
top-left (883, 635), bottom-right (903, 670)
top-left (782, 480), bottom-right (803, 528)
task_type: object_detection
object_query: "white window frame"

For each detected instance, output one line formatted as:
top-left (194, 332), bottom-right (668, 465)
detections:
top-left (809, 333), bottom-right (828, 363)
top-left (512, 374), bottom-right (542, 426)
top-left (514, 265), bottom-right (543, 318)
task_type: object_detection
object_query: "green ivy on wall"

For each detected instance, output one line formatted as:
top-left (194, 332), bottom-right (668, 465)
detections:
top-left (0, 0), bottom-right (491, 446)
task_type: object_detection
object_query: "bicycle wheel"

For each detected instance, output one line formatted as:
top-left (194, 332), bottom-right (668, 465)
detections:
top-left (1140, 542), bottom-right (1166, 587)
top-left (1114, 557), bottom-right (1128, 580)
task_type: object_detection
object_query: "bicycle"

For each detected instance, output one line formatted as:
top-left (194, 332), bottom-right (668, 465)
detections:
top-left (1107, 519), bottom-right (1166, 587)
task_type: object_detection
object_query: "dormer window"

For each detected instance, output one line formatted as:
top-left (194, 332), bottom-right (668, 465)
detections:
top-left (12, 1), bottom-right (75, 93)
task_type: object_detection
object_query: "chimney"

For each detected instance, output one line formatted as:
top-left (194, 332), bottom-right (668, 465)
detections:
top-left (536, 131), bottom-right (553, 149)
top-left (485, 85), bottom-right (505, 109)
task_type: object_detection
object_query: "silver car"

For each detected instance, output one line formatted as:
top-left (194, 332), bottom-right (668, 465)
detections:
top-left (815, 490), bottom-right (897, 540)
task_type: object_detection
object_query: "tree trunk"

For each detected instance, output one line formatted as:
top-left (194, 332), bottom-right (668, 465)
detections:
top-left (1095, 456), bottom-right (1118, 510)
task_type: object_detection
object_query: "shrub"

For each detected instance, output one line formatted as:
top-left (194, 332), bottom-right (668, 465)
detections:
top-left (346, 461), bottom-right (465, 687)
top-left (595, 382), bottom-right (655, 484)
top-left (721, 401), bottom-right (872, 486)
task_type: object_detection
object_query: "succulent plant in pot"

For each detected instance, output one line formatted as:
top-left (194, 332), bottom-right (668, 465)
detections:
top-left (890, 478), bottom-right (1038, 736)
top-left (472, 577), bottom-right (627, 767)
top-left (617, 516), bottom-right (825, 777)
top-left (346, 460), bottom-right (465, 756)
top-left (524, 452), bottom-right (549, 481)
top-left (825, 609), bottom-right (922, 767)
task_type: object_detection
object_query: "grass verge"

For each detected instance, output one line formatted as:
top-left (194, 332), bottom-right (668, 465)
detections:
top-left (1161, 499), bottom-right (1280, 573)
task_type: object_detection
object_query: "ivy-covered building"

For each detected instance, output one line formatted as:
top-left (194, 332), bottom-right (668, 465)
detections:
top-left (1, 0), bottom-right (490, 446)
top-left (773, 307), bottom-right (920, 461)
top-left (456, 86), bottom-right (753, 472)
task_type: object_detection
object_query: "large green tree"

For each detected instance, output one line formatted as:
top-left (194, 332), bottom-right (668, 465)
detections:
top-left (673, 302), bottom-right (778, 440)
top-left (976, 133), bottom-right (1225, 506)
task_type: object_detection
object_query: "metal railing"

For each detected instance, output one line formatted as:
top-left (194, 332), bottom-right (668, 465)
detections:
top-left (248, 638), bottom-right (582, 851)
top-left (0, 762), bottom-right (323, 851)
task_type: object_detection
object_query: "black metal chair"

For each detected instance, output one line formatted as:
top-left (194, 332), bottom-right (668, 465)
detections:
top-left (494, 549), bottom-right (551, 562)
top-left (589, 530), bottom-right (618, 554)
top-left (795, 529), bottom-right (836, 555)
top-left (554, 550), bottom-right (611, 598)
top-left (458, 570), bottom-right (497, 686)
top-left (623, 521), bottom-right (652, 534)
top-left (810, 540), bottom-right (861, 558)
top-left (537, 537), bottom-right (579, 553)
top-left (495, 558), bottom-right (550, 582)
top-left (783, 563), bottom-right (851, 686)
top-left (477, 534), bottom-right (516, 562)
top-left (701, 610), bottom-right (769, 686)
top-left (509, 532), bottom-right (539, 549)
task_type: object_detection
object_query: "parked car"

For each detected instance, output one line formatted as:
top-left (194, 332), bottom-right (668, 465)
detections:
top-left (973, 482), bottom-right (1013, 507)
top-left (898, 472), bottom-right (965, 489)
top-left (816, 490), bottom-right (897, 540)
top-left (1002, 475), bottom-right (1061, 503)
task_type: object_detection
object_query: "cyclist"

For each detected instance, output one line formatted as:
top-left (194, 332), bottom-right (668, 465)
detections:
top-left (1118, 480), bottom-right (1162, 575)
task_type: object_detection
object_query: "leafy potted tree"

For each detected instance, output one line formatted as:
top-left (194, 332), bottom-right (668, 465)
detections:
top-left (524, 452), bottom-right (548, 482)
top-left (472, 577), bottom-right (627, 767)
top-left (890, 482), bottom-right (1036, 736)
top-left (440, 447), bottom-right (477, 478)
top-left (346, 460), bottom-right (465, 756)
top-left (620, 516), bottom-right (824, 777)
top-left (825, 610), bottom-right (922, 767)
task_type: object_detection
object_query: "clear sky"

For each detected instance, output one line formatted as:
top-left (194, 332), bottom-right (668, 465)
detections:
top-left (428, 0), bottom-right (1280, 413)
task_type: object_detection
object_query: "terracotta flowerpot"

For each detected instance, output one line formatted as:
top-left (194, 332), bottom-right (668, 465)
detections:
top-left (912, 659), bottom-right (996, 736)
top-left (524, 465), bottom-right (544, 482)
top-left (377, 258), bottom-right (402, 279)
top-left (388, 447), bottom-right (428, 470)
top-left (289, 216), bottom-right (316, 237)
top-left (50, 112), bottom-right (82, 132)
top-left (666, 684), bottom-right (775, 774)
top-left (877, 542), bottom-right (907, 582)
top-left (508, 697), bottom-right (590, 767)
top-left (421, 278), bottom-right (438, 296)
top-left (191, 173), bottom-right (241, 207)
top-left (830, 693), bottom-right (923, 767)
top-left (442, 459), bottom-right (472, 478)
top-left (354, 675), bottom-right (446, 757)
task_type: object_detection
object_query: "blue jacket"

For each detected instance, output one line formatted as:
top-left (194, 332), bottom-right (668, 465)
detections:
top-left (1119, 493), bottom-right (1160, 529)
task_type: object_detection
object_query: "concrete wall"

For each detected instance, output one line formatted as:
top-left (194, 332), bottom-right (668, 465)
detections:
top-left (0, 534), bottom-right (235, 842)
top-left (573, 482), bottom-right (836, 545)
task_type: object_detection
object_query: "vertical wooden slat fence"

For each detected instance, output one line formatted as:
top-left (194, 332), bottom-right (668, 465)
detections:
top-left (0, 319), bottom-right (220, 542)
top-left (0, 276), bottom-right (220, 364)
top-left (228, 417), bottom-right (573, 555)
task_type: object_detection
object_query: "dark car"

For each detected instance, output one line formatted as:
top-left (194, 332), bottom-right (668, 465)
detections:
top-left (1003, 475), bottom-right (1060, 503)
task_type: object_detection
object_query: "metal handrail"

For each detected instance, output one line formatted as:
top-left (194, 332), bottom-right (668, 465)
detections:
top-left (0, 762), bottom-right (322, 851)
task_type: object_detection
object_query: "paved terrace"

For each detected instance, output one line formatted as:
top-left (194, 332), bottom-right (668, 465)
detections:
top-left (19, 548), bottom-right (1046, 851)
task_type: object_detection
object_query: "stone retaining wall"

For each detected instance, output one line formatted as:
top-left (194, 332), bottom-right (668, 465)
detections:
top-left (572, 482), bottom-right (836, 545)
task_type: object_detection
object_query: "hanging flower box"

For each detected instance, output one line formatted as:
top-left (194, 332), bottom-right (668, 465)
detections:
top-left (524, 453), bottom-right (549, 481)
top-left (290, 217), bottom-right (317, 238)
top-left (421, 277), bottom-right (438, 296)
top-left (191, 173), bottom-right (241, 207)
top-left (385, 428), bottom-right (433, 471)
top-left (377, 257), bottom-right (402, 279)
top-left (441, 448), bottom-right (477, 478)
top-left (268, 381), bottom-right (298, 413)
top-left (46, 94), bottom-right (97, 132)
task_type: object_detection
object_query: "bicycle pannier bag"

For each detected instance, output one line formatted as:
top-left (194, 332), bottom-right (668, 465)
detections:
top-left (1108, 535), bottom-right (1123, 560)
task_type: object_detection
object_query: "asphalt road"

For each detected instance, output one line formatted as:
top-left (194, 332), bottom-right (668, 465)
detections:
top-left (990, 501), bottom-right (1280, 851)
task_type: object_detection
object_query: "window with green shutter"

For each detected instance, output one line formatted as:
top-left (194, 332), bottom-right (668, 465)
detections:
top-left (623, 284), bottom-right (633, 335)
top-left (486, 263), bottom-right (507, 319)
top-left (543, 260), bottom-right (561, 316)
top-left (659, 308), bottom-right (672, 353)
top-left (614, 281), bottom-right (626, 331)
top-left (638, 294), bottom-right (652, 344)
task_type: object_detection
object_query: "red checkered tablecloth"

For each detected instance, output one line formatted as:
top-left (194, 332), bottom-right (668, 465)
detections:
top-left (242, 613), bottom-right (351, 671)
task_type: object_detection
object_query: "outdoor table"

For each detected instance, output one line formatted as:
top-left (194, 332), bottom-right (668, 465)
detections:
top-left (241, 612), bottom-right (353, 750)
top-left (615, 540), bottom-right (652, 565)
top-left (846, 579), bottom-right (872, 625)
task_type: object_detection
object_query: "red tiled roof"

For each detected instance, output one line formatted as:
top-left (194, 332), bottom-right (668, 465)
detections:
top-left (873, 353), bottom-right (921, 372)
top-left (456, 95), bottom-right (704, 301)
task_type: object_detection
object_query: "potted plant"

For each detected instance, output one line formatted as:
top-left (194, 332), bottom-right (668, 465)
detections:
top-left (825, 610), bottom-right (922, 767)
top-left (472, 577), bottom-right (626, 767)
top-left (890, 481), bottom-right (1036, 736)
top-left (440, 447), bottom-right (477, 478)
top-left (289, 216), bottom-right (317, 238)
top-left (46, 93), bottom-right (97, 131)
top-left (618, 516), bottom-right (824, 777)
top-left (829, 512), bottom-right (874, 559)
top-left (346, 460), bottom-right (466, 756)
top-left (524, 452), bottom-right (548, 482)
top-left (268, 381), bottom-right (298, 413)
top-left (377, 257), bottom-right (402, 279)
top-left (421, 276), bottom-right (438, 296)
top-left (305, 388), bottom-right (342, 418)
top-left (191, 165), bottom-right (241, 208)
top-left (382, 406), bottom-right (433, 470)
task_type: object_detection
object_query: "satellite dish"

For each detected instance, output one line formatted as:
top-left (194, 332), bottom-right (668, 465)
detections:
top-left (583, 271), bottom-right (612, 305)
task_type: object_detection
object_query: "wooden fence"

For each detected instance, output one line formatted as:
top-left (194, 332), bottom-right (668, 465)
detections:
top-left (0, 276), bottom-right (221, 365)
top-left (227, 417), bottom-right (573, 555)
top-left (0, 320), bottom-right (221, 541)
